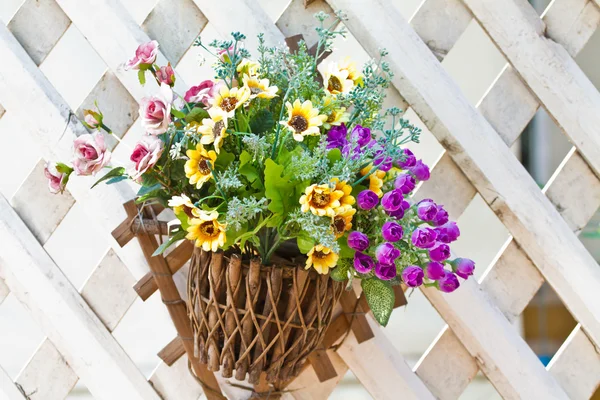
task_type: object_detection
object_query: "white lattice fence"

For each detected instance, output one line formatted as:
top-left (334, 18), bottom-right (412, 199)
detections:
top-left (0, 0), bottom-right (599, 399)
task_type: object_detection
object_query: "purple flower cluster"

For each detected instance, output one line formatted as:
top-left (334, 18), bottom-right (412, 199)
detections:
top-left (327, 124), bottom-right (376, 159)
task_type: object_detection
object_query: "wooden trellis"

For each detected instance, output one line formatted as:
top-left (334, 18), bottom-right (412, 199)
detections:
top-left (0, 0), bottom-right (600, 399)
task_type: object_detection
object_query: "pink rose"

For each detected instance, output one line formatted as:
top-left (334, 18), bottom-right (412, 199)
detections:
top-left (157, 63), bottom-right (175, 86)
top-left (217, 45), bottom-right (234, 62)
top-left (184, 80), bottom-right (217, 106)
top-left (129, 135), bottom-right (164, 182)
top-left (83, 110), bottom-right (100, 129)
top-left (139, 83), bottom-right (173, 135)
top-left (44, 161), bottom-right (71, 194)
top-left (72, 132), bottom-right (111, 176)
top-left (125, 40), bottom-right (159, 70)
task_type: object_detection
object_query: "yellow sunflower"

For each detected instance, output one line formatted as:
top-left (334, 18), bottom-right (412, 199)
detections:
top-left (330, 178), bottom-right (355, 206)
top-left (242, 75), bottom-right (278, 99)
top-left (197, 108), bottom-right (228, 153)
top-left (212, 85), bottom-right (250, 117)
top-left (299, 183), bottom-right (345, 217)
top-left (186, 210), bottom-right (226, 252)
top-left (280, 99), bottom-right (327, 142)
top-left (168, 194), bottom-right (200, 218)
top-left (323, 62), bottom-right (354, 96)
top-left (331, 205), bottom-right (356, 238)
top-left (338, 57), bottom-right (363, 85)
top-left (306, 245), bottom-right (339, 274)
top-left (236, 59), bottom-right (260, 77)
top-left (322, 96), bottom-right (349, 129)
top-left (185, 143), bottom-right (217, 189)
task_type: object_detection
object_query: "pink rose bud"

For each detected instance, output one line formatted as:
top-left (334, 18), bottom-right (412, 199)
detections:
top-left (83, 109), bottom-right (102, 129)
top-left (44, 161), bottom-right (72, 194)
top-left (125, 40), bottom-right (159, 70)
top-left (156, 63), bottom-right (175, 86)
top-left (72, 132), bottom-right (111, 176)
top-left (129, 135), bottom-right (164, 182)
top-left (140, 83), bottom-right (173, 135)
top-left (184, 80), bottom-right (218, 106)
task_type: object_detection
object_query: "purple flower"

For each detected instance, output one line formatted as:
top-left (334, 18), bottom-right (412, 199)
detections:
top-left (426, 262), bottom-right (446, 280)
top-left (326, 124), bottom-right (348, 150)
top-left (348, 231), bottom-right (369, 252)
top-left (375, 262), bottom-right (397, 280)
top-left (387, 200), bottom-right (411, 219)
top-left (410, 159), bottom-right (430, 181)
top-left (396, 148), bottom-right (416, 169)
top-left (375, 243), bottom-right (401, 264)
top-left (351, 125), bottom-right (371, 147)
top-left (438, 271), bottom-right (460, 293)
top-left (402, 266), bottom-right (424, 287)
top-left (417, 199), bottom-right (438, 222)
top-left (433, 206), bottom-right (449, 226)
top-left (452, 258), bottom-right (475, 279)
top-left (382, 221), bottom-right (403, 242)
top-left (357, 190), bottom-right (379, 210)
top-left (411, 227), bottom-right (437, 249)
top-left (435, 222), bottom-right (460, 243)
top-left (354, 252), bottom-right (375, 274)
top-left (381, 189), bottom-right (404, 212)
top-left (394, 173), bottom-right (415, 194)
top-left (429, 243), bottom-right (451, 262)
top-left (374, 155), bottom-right (393, 172)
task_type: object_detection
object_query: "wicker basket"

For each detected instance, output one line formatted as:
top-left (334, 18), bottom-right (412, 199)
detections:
top-left (187, 247), bottom-right (344, 384)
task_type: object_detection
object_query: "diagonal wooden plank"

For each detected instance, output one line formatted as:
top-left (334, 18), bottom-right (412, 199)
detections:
top-left (0, 278), bottom-right (8, 306)
top-left (462, 0), bottom-right (600, 179)
top-left (0, 195), bottom-right (161, 400)
top-left (0, 365), bottom-right (25, 400)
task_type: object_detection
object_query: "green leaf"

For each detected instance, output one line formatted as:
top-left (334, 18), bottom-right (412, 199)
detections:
top-left (137, 183), bottom-right (162, 197)
top-left (91, 167), bottom-right (125, 188)
top-left (141, 173), bottom-right (159, 187)
top-left (152, 230), bottom-right (187, 256)
top-left (240, 150), bottom-right (252, 166)
top-left (55, 163), bottom-right (73, 174)
top-left (135, 188), bottom-right (167, 204)
top-left (264, 159), bottom-right (295, 214)
top-left (185, 107), bottom-right (209, 124)
top-left (250, 109), bottom-right (274, 133)
top-left (138, 70), bottom-right (146, 85)
top-left (361, 278), bottom-right (395, 327)
top-left (296, 233), bottom-right (314, 254)
top-left (327, 148), bottom-right (342, 165)
top-left (215, 151), bottom-right (235, 169)
top-left (339, 238), bottom-right (355, 259)
top-left (330, 259), bottom-right (350, 282)
top-left (171, 108), bottom-right (186, 119)
top-left (106, 175), bottom-right (128, 185)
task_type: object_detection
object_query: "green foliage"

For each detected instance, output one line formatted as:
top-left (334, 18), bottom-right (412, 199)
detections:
top-left (185, 107), bottom-right (209, 124)
top-left (249, 109), bottom-right (274, 133)
top-left (91, 167), bottom-right (125, 188)
top-left (362, 278), bottom-right (395, 327)
top-left (330, 258), bottom-right (350, 282)
top-left (152, 230), bottom-right (187, 256)
top-left (264, 159), bottom-right (295, 215)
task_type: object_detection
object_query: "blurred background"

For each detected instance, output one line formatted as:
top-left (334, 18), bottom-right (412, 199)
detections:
top-left (0, 0), bottom-right (599, 398)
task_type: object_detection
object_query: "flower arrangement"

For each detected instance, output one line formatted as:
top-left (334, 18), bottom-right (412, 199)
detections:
top-left (47, 12), bottom-right (474, 326)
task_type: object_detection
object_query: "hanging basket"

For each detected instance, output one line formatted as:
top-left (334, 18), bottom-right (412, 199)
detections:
top-left (187, 247), bottom-right (344, 384)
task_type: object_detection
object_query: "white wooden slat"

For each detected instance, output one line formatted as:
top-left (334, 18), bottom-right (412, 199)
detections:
top-left (0, 196), bottom-right (161, 400)
top-left (80, 249), bottom-right (137, 332)
top-left (276, 0), bottom-right (335, 49)
top-left (333, 0), bottom-right (600, 356)
top-left (149, 357), bottom-right (203, 400)
top-left (542, 0), bottom-right (600, 57)
top-left (0, 278), bottom-right (9, 305)
top-left (0, 365), bottom-right (25, 400)
top-left (334, 315), bottom-right (436, 400)
top-left (548, 324), bottom-right (600, 399)
top-left (284, 350), bottom-right (348, 400)
top-left (15, 338), bottom-right (78, 400)
top-left (462, 0), bottom-right (600, 179)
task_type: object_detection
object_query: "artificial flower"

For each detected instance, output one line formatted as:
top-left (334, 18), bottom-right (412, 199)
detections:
top-left (354, 252), bottom-right (375, 274)
top-left (281, 99), bottom-right (327, 142)
top-left (438, 271), bottom-right (460, 293)
top-left (211, 85), bottom-right (250, 117)
top-left (394, 173), bottom-right (416, 194)
top-left (436, 222), bottom-right (460, 243)
top-left (197, 107), bottom-right (229, 153)
top-left (375, 243), bottom-right (401, 265)
top-left (72, 132), bottom-right (111, 176)
top-left (426, 262), bottom-right (446, 280)
top-left (429, 243), bottom-right (451, 262)
top-left (242, 75), bottom-right (278, 99)
top-left (411, 226), bottom-right (438, 249)
top-left (338, 57), bottom-right (363, 85)
top-left (368, 169), bottom-right (386, 198)
top-left (186, 210), bottom-right (227, 252)
top-left (347, 231), bottom-right (369, 252)
top-left (356, 190), bottom-right (379, 210)
top-left (402, 266), bottom-right (424, 287)
top-left (381, 189), bottom-right (404, 213)
top-left (129, 135), bottom-right (164, 182)
top-left (185, 143), bottom-right (217, 189)
top-left (125, 40), bottom-right (159, 70)
top-left (326, 124), bottom-right (348, 150)
top-left (299, 183), bottom-right (345, 217)
top-left (82, 107), bottom-right (103, 130)
top-left (44, 161), bottom-right (72, 194)
top-left (452, 258), bottom-right (475, 279)
top-left (306, 245), bottom-right (338, 274)
top-left (323, 62), bottom-right (353, 95)
top-left (168, 194), bottom-right (199, 218)
top-left (236, 59), bottom-right (260, 77)
top-left (410, 159), bottom-right (430, 181)
top-left (157, 63), bottom-right (175, 86)
top-left (375, 262), bottom-right (396, 280)
top-left (396, 148), bottom-right (416, 169)
top-left (381, 221), bottom-right (403, 242)
top-left (331, 178), bottom-right (355, 206)
top-left (184, 80), bottom-right (218, 105)
top-left (417, 199), bottom-right (438, 221)
top-left (331, 205), bottom-right (355, 238)
top-left (139, 83), bottom-right (173, 135)
top-left (322, 96), bottom-right (349, 129)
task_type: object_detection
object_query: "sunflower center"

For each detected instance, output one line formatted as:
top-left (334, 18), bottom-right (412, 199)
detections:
top-left (249, 86), bottom-right (262, 95)
top-left (328, 76), bottom-right (342, 92)
top-left (333, 216), bottom-right (346, 234)
top-left (183, 205), bottom-right (195, 218)
top-left (313, 250), bottom-right (327, 259)
top-left (290, 115), bottom-right (308, 133)
top-left (198, 158), bottom-right (211, 175)
top-left (312, 192), bottom-right (331, 207)
top-left (220, 97), bottom-right (238, 112)
top-left (326, 112), bottom-right (337, 123)
top-left (212, 121), bottom-right (225, 139)
top-left (199, 221), bottom-right (217, 237)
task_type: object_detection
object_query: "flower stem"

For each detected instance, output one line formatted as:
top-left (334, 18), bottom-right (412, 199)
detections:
top-left (270, 88), bottom-right (291, 159)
